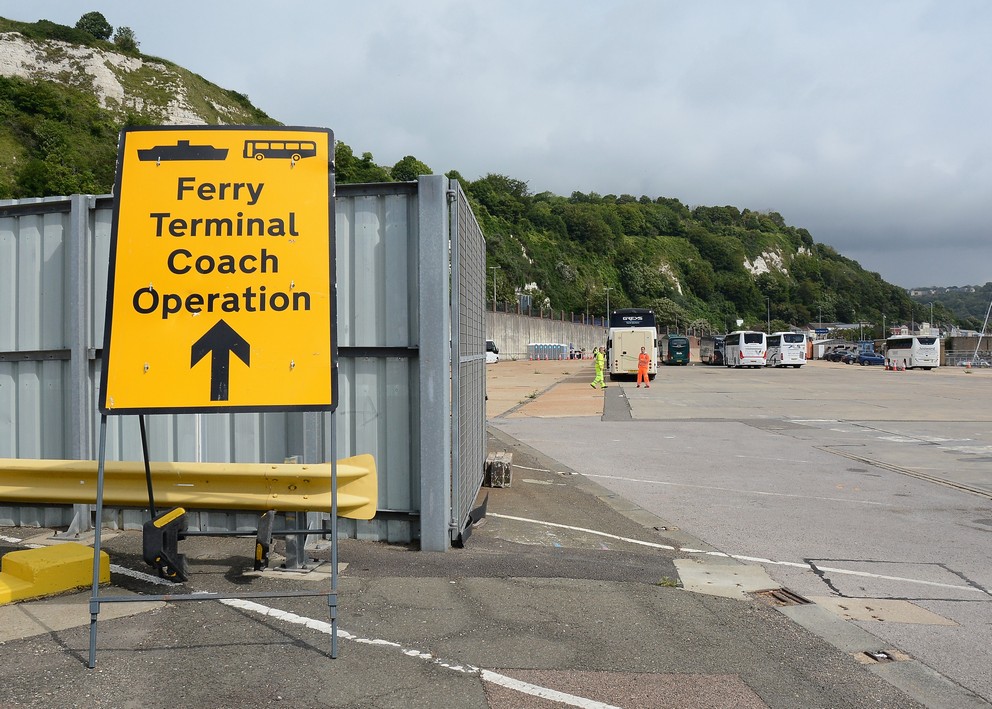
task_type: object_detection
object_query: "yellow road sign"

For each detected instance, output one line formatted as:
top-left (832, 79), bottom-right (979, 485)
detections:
top-left (99, 126), bottom-right (335, 413)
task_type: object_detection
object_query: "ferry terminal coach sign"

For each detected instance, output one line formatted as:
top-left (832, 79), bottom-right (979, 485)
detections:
top-left (99, 126), bottom-right (336, 414)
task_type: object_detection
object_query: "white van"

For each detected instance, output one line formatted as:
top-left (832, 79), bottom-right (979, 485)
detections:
top-left (485, 339), bottom-right (500, 364)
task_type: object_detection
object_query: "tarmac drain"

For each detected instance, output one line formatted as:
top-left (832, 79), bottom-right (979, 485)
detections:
top-left (753, 587), bottom-right (814, 606)
top-left (862, 650), bottom-right (894, 664)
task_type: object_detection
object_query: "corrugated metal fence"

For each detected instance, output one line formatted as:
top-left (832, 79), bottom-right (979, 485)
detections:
top-left (0, 176), bottom-right (485, 549)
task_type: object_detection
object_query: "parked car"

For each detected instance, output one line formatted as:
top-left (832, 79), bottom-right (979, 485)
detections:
top-left (825, 347), bottom-right (855, 362)
top-left (841, 351), bottom-right (859, 364)
top-left (857, 352), bottom-right (885, 366)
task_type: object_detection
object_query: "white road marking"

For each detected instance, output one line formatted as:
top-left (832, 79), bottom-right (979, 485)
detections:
top-left (733, 455), bottom-right (812, 463)
top-left (582, 472), bottom-right (889, 506)
top-left (489, 513), bottom-right (992, 596)
top-left (110, 564), bottom-right (178, 585)
top-left (222, 598), bottom-right (620, 708)
top-left (514, 464), bottom-right (552, 472)
top-left (479, 670), bottom-right (621, 708)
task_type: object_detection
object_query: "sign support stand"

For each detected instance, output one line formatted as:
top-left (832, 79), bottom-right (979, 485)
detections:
top-left (86, 125), bottom-right (344, 667)
top-left (85, 412), bottom-right (343, 667)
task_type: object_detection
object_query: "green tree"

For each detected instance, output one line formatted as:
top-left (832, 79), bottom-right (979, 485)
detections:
top-left (112, 26), bottom-right (139, 52)
top-left (335, 142), bottom-right (390, 183)
top-left (618, 261), bottom-right (669, 302)
top-left (391, 155), bottom-right (432, 182)
top-left (557, 203), bottom-right (613, 253)
top-left (468, 174), bottom-right (530, 222)
top-left (75, 12), bottom-right (112, 40)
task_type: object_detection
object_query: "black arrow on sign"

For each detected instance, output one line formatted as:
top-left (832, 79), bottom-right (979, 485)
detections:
top-left (190, 319), bottom-right (251, 401)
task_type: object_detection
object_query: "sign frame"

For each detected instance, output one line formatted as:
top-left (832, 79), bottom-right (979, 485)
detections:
top-left (99, 125), bottom-right (337, 415)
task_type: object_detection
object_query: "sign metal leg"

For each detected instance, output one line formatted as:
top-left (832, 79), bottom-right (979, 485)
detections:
top-left (139, 415), bottom-right (156, 518)
top-left (88, 414), bottom-right (109, 669)
top-left (330, 410), bottom-right (338, 658)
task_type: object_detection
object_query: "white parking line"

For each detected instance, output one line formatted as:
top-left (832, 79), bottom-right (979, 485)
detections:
top-left (222, 598), bottom-right (621, 708)
top-left (489, 513), bottom-right (992, 596)
top-left (582, 473), bottom-right (890, 506)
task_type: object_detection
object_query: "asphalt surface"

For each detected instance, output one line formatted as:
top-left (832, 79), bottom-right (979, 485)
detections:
top-left (0, 359), bottom-right (987, 707)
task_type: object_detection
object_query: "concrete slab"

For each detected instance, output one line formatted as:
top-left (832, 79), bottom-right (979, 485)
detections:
top-left (0, 590), bottom-right (164, 642)
top-left (674, 558), bottom-right (779, 599)
top-left (808, 596), bottom-right (958, 625)
top-left (781, 603), bottom-right (893, 654)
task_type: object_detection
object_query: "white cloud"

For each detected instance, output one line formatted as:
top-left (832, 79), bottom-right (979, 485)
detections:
top-left (6, 0), bottom-right (992, 287)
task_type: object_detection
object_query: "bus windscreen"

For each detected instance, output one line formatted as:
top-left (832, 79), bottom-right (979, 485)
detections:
top-left (609, 309), bottom-right (656, 329)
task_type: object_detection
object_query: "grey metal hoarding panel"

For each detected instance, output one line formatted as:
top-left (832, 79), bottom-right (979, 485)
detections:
top-left (0, 197), bottom-right (72, 462)
top-left (0, 177), bottom-right (483, 546)
top-left (332, 185), bottom-right (420, 541)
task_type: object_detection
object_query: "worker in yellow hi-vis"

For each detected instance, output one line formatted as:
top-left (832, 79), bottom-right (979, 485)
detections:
top-left (590, 347), bottom-right (608, 389)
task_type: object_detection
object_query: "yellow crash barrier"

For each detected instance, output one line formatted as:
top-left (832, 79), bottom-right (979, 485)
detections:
top-left (0, 455), bottom-right (377, 520)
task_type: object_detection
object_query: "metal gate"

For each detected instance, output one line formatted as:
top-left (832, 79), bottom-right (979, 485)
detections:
top-left (449, 181), bottom-right (487, 544)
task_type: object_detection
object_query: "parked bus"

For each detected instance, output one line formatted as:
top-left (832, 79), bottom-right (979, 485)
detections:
top-left (724, 331), bottom-right (767, 368)
top-left (660, 335), bottom-right (690, 365)
top-left (884, 335), bottom-right (940, 370)
top-left (699, 335), bottom-right (725, 365)
top-left (607, 308), bottom-right (657, 381)
top-left (766, 332), bottom-right (807, 368)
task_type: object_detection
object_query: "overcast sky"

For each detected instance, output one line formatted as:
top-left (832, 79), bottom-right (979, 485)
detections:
top-left (8, 1), bottom-right (992, 288)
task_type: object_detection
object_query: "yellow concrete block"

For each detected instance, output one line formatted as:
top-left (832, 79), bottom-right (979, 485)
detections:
top-left (0, 543), bottom-right (109, 605)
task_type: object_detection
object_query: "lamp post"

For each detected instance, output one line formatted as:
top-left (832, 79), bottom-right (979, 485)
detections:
top-left (882, 314), bottom-right (886, 339)
top-left (490, 266), bottom-right (498, 313)
top-left (765, 297), bottom-right (771, 334)
top-left (604, 287), bottom-right (614, 327)
top-left (928, 302), bottom-right (934, 331)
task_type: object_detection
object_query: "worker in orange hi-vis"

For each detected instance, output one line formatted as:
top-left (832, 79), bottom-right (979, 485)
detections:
top-left (636, 346), bottom-right (651, 388)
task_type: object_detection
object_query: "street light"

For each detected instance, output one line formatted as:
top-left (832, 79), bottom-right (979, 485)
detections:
top-left (490, 266), bottom-right (499, 312)
top-left (604, 287), bottom-right (614, 327)
top-left (928, 302), bottom-right (934, 329)
top-left (765, 297), bottom-right (771, 334)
